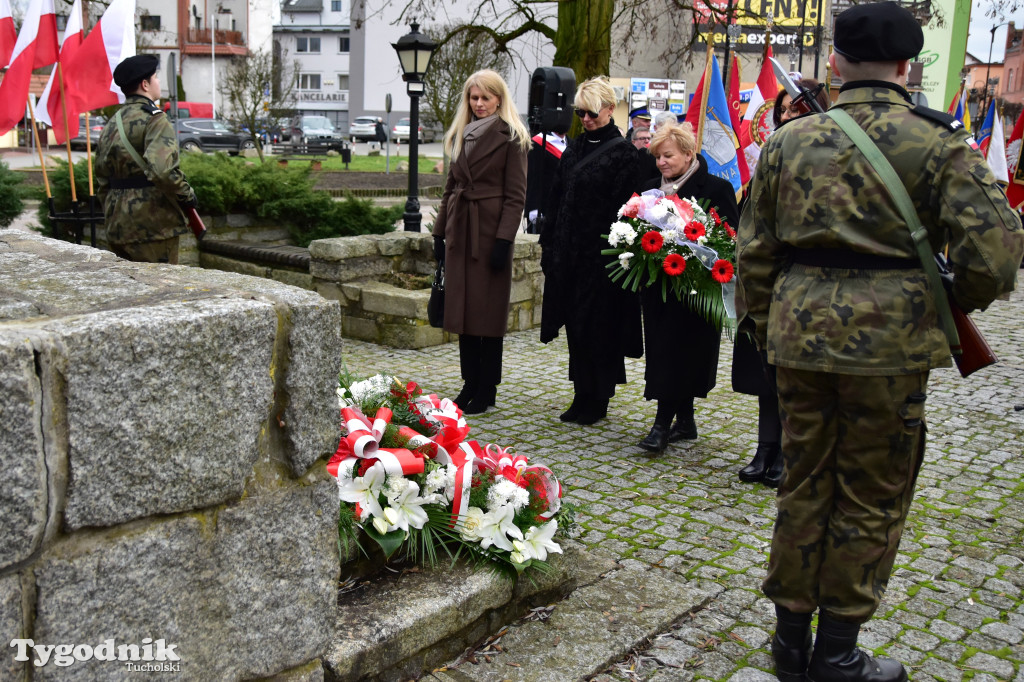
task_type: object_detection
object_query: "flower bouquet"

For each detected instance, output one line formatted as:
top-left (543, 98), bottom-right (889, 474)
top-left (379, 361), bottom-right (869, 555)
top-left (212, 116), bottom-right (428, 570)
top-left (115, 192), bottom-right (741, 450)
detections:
top-left (602, 189), bottom-right (737, 329)
top-left (327, 373), bottom-right (567, 573)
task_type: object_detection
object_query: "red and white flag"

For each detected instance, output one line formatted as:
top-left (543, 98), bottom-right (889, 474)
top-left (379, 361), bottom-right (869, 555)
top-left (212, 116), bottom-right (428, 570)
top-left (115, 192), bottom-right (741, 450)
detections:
top-left (986, 107), bottom-right (1008, 185)
top-left (1004, 110), bottom-right (1024, 209)
top-left (0, 0), bottom-right (58, 134)
top-left (65, 0), bottom-right (135, 113)
top-left (0, 0), bottom-right (16, 67)
top-left (739, 46), bottom-right (779, 176)
top-left (35, 0), bottom-right (84, 144)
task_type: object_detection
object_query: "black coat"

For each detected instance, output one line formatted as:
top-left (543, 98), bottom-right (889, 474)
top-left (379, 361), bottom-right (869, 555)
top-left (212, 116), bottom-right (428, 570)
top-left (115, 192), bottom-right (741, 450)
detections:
top-left (374, 122), bottom-right (387, 142)
top-left (539, 123), bottom-right (642, 362)
top-left (638, 154), bottom-right (739, 400)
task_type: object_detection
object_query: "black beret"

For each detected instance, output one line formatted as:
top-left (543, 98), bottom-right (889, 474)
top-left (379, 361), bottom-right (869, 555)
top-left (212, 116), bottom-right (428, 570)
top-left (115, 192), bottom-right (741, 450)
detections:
top-left (833, 1), bottom-right (923, 62)
top-left (113, 54), bottom-right (160, 89)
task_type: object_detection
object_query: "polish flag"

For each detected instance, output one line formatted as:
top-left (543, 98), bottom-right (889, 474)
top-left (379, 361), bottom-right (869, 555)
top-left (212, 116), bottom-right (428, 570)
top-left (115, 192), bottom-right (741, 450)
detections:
top-left (0, 0), bottom-right (59, 134)
top-left (0, 0), bottom-right (16, 67)
top-left (64, 0), bottom-right (135, 113)
top-left (35, 0), bottom-right (85, 144)
top-left (739, 46), bottom-right (779, 177)
top-left (985, 106), bottom-right (1008, 184)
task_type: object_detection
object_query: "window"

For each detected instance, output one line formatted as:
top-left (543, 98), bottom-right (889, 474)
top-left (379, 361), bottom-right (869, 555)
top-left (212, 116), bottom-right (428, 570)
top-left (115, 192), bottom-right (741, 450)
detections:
top-left (296, 37), bottom-right (321, 53)
top-left (297, 73), bottom-right (321, 90)
top-left (338, 36), bottom-right (350, 52)
top-left (331, 0), bottom-right (341, 10)
top-left (337, 75), bottom-right (349, 91)
top-left (140, 15), bottom-right (161, 31)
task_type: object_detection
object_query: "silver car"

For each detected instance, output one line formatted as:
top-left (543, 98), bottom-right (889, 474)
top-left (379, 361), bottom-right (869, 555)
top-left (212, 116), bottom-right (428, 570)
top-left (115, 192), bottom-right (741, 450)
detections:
top-left (348, 116), bottom-right (377, 141)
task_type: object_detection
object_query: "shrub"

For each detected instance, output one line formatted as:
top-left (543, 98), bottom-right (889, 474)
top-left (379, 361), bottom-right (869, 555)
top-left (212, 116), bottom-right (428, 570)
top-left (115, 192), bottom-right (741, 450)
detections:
top-left (38, 154), bottom-right (402, 246)
top-left (0, 161), bottom-right (27, 227)
top-left (33, 158), bottom-right (96, 233)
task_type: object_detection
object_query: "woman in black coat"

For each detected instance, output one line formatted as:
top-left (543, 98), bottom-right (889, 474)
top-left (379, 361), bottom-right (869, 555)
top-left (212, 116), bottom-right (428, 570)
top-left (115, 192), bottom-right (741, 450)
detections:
top-left (636, 123), bottom-right (739, 452)
top-left (539, 76), bottom-right (641, 425)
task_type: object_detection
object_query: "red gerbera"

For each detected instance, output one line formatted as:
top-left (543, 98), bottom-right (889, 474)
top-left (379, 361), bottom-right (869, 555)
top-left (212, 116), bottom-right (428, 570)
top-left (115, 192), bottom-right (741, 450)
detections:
top-left (641, 230), bottom-right (664, 253)
top-left (662, 253), bottom-right (686, 276)
top-left (683, 221), bottom-right (706, 241)
top-left (709, 208), bottom-right (721, 225)
top-left (724, 223), bottom-right (736, 238)
top-left (711, 259), bottom-right (734, 283)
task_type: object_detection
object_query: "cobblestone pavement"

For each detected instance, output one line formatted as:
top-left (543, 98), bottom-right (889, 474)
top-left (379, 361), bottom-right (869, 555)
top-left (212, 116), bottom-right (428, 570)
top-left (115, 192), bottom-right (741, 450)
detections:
top-left (342, 287), bottom-right (1024, 682)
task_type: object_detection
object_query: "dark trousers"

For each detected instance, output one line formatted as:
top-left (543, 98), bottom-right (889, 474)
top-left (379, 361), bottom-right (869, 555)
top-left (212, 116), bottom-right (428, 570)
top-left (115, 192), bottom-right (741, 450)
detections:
top-left (459, 335), bottom-right (502, 389)
top-left (764, 367), bottom-right (928, 623)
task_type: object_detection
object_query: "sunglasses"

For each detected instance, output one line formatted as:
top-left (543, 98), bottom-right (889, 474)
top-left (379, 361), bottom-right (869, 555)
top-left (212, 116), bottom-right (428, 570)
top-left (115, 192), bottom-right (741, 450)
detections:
top-left (574, 108), bottom-right (601, 120)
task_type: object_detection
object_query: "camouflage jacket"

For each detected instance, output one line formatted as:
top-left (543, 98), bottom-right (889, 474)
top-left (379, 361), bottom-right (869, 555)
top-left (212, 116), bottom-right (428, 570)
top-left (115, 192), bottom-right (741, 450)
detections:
top-left (95, 95), bottom-right (196, 245)
top-left (737, 82), bottom-right (1023, 376)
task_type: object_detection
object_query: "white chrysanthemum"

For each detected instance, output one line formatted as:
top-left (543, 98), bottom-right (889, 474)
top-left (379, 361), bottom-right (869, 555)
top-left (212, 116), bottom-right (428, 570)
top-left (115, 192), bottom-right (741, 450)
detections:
top-left (424, 468), bottom-right (448, 493)
top-left (347, 374), bottom-right (394, 405)
top-left (618, 252), bottom-right (633, 270)
top-left (608, 221), bottom-right (637, 248)
top-left (486, 478), bottom-right (524, 511)
top-left (647, 201), bottom-right (669, 222)
top-left (386, 475), bottom-right (411, 500)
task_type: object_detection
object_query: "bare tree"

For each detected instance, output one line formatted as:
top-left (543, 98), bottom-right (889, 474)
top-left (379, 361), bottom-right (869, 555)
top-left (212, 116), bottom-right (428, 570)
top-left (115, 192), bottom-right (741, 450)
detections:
top-left (420, 22), bottom-right (511, 134)
top-left (219, 47), bottom-right (297, 161)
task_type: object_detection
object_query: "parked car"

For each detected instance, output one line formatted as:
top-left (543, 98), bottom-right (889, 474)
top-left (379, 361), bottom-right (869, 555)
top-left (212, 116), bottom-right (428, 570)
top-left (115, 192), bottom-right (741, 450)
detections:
top-left (391, 117), bottom-right (429, 144)
top-left (174, 118), bottom-right (256, 154)
top-left (348, 116), bottom-right (378, 141)
top-left (289, 115), bottom-right (340, 145)
top-left (69, 114), bottom-right (106, 150)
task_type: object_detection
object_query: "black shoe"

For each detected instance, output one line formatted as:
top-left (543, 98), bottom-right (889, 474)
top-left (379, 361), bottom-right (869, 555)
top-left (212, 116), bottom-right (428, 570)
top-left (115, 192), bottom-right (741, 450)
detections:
top-left (807, 613), bottom-right (907, 682)
top-left (763, 448), bottom-right (785, 489)
top-left (453, 383), bottom-right (478, 408)
top-left (772, 605), bottom-right (813, 682)
top-left (462, 386), bottom-right (496, 416)
top-left (575, 397), bottom-right (608, 426)
top-left (667, 414), bottom-right (698, 442)
top-left (738, 442), bottom-right (779, 483)
top-left (638, 424), bottom-right (670, 452)
top-left (559, 396), bottom-right (581, 422)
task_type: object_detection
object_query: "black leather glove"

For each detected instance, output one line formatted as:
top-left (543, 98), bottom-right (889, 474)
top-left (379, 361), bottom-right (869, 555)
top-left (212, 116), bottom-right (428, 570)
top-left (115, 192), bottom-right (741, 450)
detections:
top-left (489, 239), bottom-right (512, 272)
top-left (179, 194), bottom-right (198, 210)
top-left (433, 236), bottom-right (445, 263)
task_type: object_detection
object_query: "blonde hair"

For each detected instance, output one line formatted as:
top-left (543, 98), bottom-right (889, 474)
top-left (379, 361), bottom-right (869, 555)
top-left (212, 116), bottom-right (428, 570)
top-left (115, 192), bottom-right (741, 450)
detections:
top-left (444, 69), bottom-right (531, 159)
top-left (574, 76), bottom-right (617, 114)
top-left (649, 122), bottom-right (697, 158)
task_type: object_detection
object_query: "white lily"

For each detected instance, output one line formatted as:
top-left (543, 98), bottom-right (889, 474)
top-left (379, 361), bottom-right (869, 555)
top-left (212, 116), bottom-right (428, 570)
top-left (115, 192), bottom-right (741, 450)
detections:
top-left (337, 462), bottom-right (385, 521)
top-left (513, 520), bottom-right (562, 562)
top-left (382, 479), bottom-right (429, 532)
top-left (476, 505), bottom-right (523, 552)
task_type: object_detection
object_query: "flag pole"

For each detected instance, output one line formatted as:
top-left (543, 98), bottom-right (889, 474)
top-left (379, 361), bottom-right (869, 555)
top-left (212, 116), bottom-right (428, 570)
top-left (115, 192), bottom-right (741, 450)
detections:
top-left (57, 62), bottom-right (78, 204)
top-left (85, 111), bottom-right (93, 194)
top-left (26, 96), bottom-right (52, 199)
top-left (695, 32), bottom-right (714, 153)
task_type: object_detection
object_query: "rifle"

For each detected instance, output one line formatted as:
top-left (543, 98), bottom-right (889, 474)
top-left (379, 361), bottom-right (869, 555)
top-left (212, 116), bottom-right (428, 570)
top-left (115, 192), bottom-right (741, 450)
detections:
top-left (934, 254), bottom-right (997, 377)
top-left (770, 58), bottom-right (827, 115)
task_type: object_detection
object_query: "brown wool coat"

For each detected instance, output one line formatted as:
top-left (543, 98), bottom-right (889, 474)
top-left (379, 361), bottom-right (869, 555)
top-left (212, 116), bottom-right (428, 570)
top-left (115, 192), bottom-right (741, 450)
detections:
top-left (432, 122), bottom-right (528, 337)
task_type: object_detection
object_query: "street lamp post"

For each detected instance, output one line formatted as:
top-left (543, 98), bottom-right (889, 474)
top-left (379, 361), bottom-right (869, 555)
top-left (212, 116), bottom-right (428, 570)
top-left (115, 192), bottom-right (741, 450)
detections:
top-left (983, 22), bottom-right (1011, 120)
top-left (392, 23), bottom-right (437, 233)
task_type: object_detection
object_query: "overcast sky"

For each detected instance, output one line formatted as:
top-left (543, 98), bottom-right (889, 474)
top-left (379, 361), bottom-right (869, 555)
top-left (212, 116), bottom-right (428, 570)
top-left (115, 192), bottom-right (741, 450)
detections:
top-left (966, 2), bottom-right (1024, 62)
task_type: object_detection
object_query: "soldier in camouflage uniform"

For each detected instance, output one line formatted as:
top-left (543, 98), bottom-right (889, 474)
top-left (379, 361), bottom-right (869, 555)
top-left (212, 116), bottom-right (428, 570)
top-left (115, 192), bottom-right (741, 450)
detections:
top-left (736, 3), bottom-right (1024, 681)
top-left (95, 54), bottom-right (196, 264)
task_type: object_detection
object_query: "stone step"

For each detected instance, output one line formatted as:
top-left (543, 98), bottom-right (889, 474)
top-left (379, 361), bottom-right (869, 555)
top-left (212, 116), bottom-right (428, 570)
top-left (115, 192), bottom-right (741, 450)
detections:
top-left (430, 564), bottom-right (724, 682)
top-left (323, 540), bottom-right (604, 681)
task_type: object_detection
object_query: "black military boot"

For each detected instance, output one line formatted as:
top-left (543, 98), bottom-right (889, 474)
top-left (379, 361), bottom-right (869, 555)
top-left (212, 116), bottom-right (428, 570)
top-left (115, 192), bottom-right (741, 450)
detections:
top-left (772, 605), bottom-right (812, 682)
top-left (807, 613), bottom-right (907, 682)
top-left (738, 442), bottom-right (779, 483)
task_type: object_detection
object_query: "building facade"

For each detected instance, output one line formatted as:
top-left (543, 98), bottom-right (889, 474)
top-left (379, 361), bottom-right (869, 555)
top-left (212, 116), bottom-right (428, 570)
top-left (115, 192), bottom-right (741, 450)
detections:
top-left (275, 0), bottom-right (351, 131)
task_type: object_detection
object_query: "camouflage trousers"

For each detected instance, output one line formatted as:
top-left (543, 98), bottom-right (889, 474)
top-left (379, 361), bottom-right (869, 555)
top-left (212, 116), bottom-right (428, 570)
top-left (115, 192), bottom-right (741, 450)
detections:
top-left (111, 237), bottom-right (180, 264)
top-left (762, 367), bottom-right (928, 623)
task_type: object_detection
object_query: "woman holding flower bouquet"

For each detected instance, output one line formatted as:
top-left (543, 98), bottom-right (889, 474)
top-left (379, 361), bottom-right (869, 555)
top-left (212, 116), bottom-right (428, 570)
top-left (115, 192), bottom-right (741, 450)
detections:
top-left (635, 123), bottom-right (739, 452)
top-left (432, 70), bottom-right (530, 415)
top-left (539, 76), bottom-right (641, 425)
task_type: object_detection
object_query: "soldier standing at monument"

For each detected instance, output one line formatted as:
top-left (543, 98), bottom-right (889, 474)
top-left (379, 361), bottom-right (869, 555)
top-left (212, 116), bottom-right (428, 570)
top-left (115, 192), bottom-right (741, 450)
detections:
top-left (737, 3), bottom-right (1024, 681)
top-left (95, 54), bottom-right (197, 264)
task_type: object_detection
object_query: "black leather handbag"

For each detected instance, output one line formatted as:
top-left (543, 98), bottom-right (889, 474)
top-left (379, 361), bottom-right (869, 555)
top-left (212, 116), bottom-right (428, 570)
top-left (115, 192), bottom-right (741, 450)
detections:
top-left (428, 262), bottom-right (444, 328)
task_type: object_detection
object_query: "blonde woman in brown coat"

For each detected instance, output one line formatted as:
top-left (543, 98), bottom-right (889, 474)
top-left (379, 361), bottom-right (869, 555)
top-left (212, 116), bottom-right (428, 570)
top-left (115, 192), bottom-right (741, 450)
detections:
top-left (432, 69), bottom-right (530, 415)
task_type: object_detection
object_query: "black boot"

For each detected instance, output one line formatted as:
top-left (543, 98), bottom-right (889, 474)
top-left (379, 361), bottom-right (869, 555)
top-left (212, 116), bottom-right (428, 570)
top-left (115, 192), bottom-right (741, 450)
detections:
top-left (772, 605), bottom-right (813, 682)
top-left (453, 335), bottom-right (481, 407)
top-left (762, 447), bottom-right (785, 489)
top-left (463, 336), bottom-right (501, 415)
top-left (575, 396), bottom-right (608, 426)
top-left (638, 423), bottom-right (670, 452)
top-left (807, 613), bottom-right (907, 682)
top-left (738, 443), bottom-right (778, 483)
top-left (667, 413), bottom-right (698, 441)
top-left (560, 396), bottom-right (581, 422)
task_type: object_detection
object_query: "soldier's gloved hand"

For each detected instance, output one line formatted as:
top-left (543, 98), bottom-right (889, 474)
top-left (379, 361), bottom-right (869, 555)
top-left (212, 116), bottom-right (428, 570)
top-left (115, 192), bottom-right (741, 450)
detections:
top-left (433, 236), bottom-right (445, 264)
top-left (179, 194), bottom-right (198, 210)
top-left (489, 239), bottom-right (512, 272)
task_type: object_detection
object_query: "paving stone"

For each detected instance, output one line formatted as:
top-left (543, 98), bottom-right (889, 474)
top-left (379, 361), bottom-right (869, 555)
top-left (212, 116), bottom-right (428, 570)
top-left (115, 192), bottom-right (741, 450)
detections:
top-left (963, 652), bottom-right (1015, 679)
